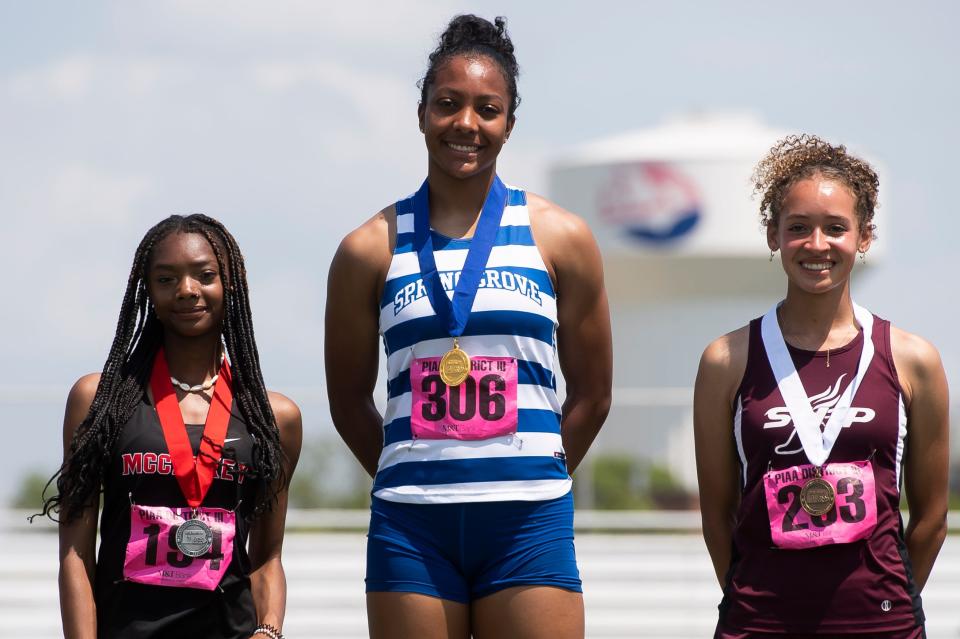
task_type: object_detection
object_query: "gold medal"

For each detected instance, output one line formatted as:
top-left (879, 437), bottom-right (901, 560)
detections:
top-left (439, 338), bottom-right (471, 386)
top-left (799, 469), bottom-right (835, 516)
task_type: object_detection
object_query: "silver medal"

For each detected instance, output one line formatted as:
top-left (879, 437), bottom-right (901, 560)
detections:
top-left (175, 517), bottom-right (213, 557)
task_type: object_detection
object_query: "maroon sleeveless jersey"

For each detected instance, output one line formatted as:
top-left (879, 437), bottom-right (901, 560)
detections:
top-left (719, 314), bottom-right (923, 634)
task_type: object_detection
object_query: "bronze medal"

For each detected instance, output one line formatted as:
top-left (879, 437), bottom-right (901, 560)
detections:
top-left (439, 338), bottom-right (471, 386)
top-left (175, 516), bottom-right (214, 557)
top-left (799, 475), bottom-right (835, 516)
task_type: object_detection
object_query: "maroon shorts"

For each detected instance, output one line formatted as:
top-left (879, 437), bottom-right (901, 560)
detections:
top-left (714, 625), bottom-right (925, 639)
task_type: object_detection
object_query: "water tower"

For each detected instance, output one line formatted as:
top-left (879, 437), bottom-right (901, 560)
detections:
top-left (549, 113), bottom-right (883, 501)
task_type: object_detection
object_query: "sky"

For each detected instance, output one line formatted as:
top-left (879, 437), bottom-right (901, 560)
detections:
top-left (1, 1), bottom-right (957, 499)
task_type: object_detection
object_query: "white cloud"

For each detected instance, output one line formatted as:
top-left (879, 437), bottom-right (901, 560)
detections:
top-left (120, 58), bottom-right (179, 97)
top-left (39, 261), bottom-right (129, 349)
top-left (161, 0), bottom-right (457, 41)
top-left (44, 166), bottom-right (155, 225)
top-left (251, 62), bottom-right (306, 93)
top-left (251, 59), bottom-right (413, 134)
top-left (5, 55), bottom-right (188, 102)
top-left (8, 55), bottom-right (95, 101)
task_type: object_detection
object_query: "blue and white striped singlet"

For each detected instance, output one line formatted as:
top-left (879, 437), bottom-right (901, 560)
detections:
top-left (374, 184), bottom-right (571, 504)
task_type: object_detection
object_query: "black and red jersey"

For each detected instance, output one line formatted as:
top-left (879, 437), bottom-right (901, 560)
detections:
top-left (95, 393), bottom-right (261, 639)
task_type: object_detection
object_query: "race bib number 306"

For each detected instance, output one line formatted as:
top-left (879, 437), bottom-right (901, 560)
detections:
top-left (410, 356), bottom-right (518, 440)
top-left (124, 505), bottom-right (235, 591)
top-left (764, 461), bottom-right (878, 550)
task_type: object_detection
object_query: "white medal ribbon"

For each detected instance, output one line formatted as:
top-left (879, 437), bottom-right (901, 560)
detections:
top-left (760, 301), bottom-right (875, 467)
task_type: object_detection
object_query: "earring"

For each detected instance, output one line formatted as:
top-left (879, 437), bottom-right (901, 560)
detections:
top-left (769, 250), bottom-right (776, 262)
top-left (859, 250), bottom-right (866, 263)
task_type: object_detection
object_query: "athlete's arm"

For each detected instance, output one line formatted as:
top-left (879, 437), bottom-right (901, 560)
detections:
top-left (891, 327), bottom-right (949, 592)
top-left (325, 210), bottom-right (393, 477)
top-left (528, 195), bottom-right (612, 473)
top-left (693, 329), bottom-right (748, 587)
top-left (247, 392), bottom-right (303, 635)
top-left (59, 373), bottom-right (101, 639)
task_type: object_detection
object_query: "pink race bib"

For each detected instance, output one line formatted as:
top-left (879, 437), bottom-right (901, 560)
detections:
top-left (124, 505), bottom-right (235, 591)
top-left (410, 356), bottom-right (518, 440)
top-left (764, 461), bottom-right (878, 549)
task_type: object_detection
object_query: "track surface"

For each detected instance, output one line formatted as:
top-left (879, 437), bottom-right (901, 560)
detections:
top-left (6, 519), bottom-right (958, 638)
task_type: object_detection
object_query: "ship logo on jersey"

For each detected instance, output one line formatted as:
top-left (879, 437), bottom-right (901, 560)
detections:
top-left (762, 374), bottom-right (876, 456)
top-left (393, 268), bottom-right (543, 315)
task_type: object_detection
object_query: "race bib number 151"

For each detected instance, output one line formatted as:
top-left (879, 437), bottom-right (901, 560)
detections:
top-left (124, 505), bottom-right (235, 591)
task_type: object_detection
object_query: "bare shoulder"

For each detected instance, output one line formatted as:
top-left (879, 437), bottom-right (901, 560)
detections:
top-left (329, 204), bottom-right (396, 306)
top-left (267, 391), bottom-right (302, 434)
top-left (63, 373), bottom-right (102, 449)
top-left (267, 391), bottom-right (303, 464)
top-left (526, 192), bottom-right (594, 247)
top-left (67, 373), bottom-right (101, 407)
top-left (697, 325), bottom-right (751, 404)
top-left (890, 325), bottom-right (946, 390)
top-left (526, 192), bottom-right (601, 289)
top-left (701, 325), bottom-right (750, 369)
top-left (333, 204), bottom-right (395, 269)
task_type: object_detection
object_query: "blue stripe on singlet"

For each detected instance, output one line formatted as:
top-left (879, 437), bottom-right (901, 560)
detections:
top-left (383, 408), bottom-right (562, 446)
top-left (381, 266), bottom-right (554, 312)
top-left (383, 311), bottom-right (556, 355)
top-left (386, 359), bottom-right (556, 399)
top-left (506, 188), bottom-right (526, 207)
top-left (394, 188), bottom-right (525, 217)
top-left (373, 456), bottom-right (569, 490)
top-left (394, 225), bottom-right (536, 254)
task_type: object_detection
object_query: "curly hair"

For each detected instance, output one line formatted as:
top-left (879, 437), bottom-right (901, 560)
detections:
top-left (39, 214), bottom-right (286, 523)
top-left (419, 14), bottom-right (521, 118)
top-left (753, 134), bottom-right (879, 237)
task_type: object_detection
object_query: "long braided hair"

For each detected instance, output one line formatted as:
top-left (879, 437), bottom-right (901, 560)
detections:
top-left (40, 214), bottom-right (285, 523)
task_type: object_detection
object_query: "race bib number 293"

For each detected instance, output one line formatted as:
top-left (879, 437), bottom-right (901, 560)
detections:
top-left (764, 460), bottom-right (878, 550)
top-left (124, 505), bottom-right (235, 591)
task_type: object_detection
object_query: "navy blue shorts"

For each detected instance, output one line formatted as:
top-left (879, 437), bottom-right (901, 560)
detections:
top-left (365, 491), bottom-right (582, 603)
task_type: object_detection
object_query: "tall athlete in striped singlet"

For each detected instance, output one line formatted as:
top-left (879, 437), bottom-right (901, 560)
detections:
top-left (694, 135), bottom-right (949, 638)
top-left (326, 15), bottom-right (612, 639)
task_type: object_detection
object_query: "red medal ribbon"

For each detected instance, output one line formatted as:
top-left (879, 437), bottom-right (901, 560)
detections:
top-left (149, 347), bottom-right (233, 509)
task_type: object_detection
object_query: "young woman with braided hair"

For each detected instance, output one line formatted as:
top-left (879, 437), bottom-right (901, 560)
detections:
top-left (44, 214), bottom-right (302, 639)
top-left (326, 14), bottom-right (611, 639)
top-left (694, 135), bottom-right (949, 637)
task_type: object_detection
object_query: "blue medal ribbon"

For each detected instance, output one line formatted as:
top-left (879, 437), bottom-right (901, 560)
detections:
top-left (413, 175), bottom-right (508, 337)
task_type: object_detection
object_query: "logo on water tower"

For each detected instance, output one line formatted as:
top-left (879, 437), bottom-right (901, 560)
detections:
top-left (597, 163), bottom-right (702, 244)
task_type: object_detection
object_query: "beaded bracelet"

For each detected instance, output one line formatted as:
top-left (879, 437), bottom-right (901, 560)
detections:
top-left (253, 623), bottom-right (284, 639)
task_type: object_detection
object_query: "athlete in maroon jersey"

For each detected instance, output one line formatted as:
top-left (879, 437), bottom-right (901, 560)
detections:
top-left (694, 135), bottom-right (949, 637)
